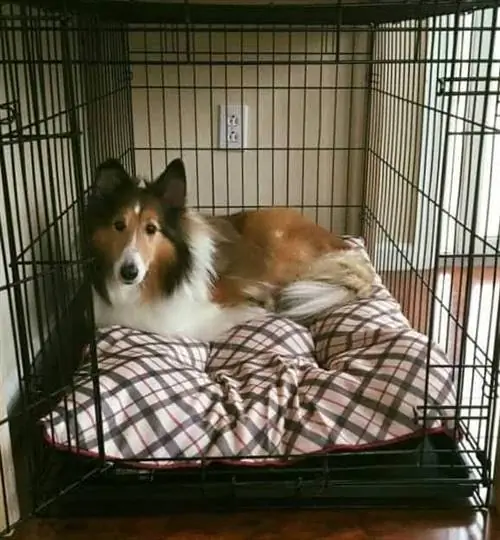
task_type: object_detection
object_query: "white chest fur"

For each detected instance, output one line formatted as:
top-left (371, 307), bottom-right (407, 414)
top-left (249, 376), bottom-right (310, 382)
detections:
top-left (93, 286), bottom-right (262, 343)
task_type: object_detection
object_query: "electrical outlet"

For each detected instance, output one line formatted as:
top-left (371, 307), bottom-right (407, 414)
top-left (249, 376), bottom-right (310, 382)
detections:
top-left (218, 104), bottom-right (248, 150)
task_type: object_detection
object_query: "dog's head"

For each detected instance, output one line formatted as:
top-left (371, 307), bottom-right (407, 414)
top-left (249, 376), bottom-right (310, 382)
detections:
top-left (84, 158), bottom-right (191, 302)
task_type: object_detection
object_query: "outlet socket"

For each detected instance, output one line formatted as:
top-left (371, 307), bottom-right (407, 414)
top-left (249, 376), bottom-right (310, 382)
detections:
top-left (218, 104), bottom-right (248, 150)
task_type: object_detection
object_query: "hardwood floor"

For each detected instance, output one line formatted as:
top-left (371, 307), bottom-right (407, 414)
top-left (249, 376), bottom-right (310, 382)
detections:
top-left (380, 265), bottom-right (499, 364)
top-left (11, 509), bottom-right (500, 539)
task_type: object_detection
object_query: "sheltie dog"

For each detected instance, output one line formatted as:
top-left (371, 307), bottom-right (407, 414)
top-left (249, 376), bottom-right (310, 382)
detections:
top-left (84, 157), bottom-right (376, 342)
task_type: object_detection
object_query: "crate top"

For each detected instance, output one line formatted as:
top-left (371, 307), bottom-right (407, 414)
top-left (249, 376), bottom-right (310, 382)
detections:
top-left (25, 0), bottom-right (498, 25)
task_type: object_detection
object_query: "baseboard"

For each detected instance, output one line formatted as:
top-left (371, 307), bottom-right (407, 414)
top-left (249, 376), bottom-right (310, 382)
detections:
top-left (372, 240), bottom-right (498, 274)
top-left (371, 241), bottom-right (434, 273)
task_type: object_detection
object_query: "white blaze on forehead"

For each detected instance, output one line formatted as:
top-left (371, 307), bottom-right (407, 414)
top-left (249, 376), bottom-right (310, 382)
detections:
top-left (127, 231), bottom-right (138, 249)
top-left (134, 202), bottom-right (141, 215)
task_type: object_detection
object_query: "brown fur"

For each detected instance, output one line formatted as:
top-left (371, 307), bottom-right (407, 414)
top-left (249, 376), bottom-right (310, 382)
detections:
top-left (140, 238), bottom-right (178, 302)
top-left (209, 208), bottom-right (350, 307)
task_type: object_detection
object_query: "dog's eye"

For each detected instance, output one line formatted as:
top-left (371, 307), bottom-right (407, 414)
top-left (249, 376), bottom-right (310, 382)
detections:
top-left (145, 223), bottom-right (157, 235)
top-left (113, 220), bottom-right (126, 232)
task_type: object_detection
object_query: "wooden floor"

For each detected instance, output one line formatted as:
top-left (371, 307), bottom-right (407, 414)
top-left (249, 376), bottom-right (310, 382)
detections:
top-left (11, 509), bottom-right (500, 539)
top-left (380, 265), bottom-right (499, 362)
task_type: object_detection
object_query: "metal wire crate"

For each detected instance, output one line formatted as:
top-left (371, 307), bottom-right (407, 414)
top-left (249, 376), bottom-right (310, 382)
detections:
top-left (0, 0), bottom-right (499, 533)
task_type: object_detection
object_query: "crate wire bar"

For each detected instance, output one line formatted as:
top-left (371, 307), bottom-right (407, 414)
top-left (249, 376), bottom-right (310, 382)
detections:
top-left (0, 0), bottom-right (499, 533)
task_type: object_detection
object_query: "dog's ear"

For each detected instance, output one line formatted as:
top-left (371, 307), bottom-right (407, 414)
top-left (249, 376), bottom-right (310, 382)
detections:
top-left (93, 159), bottom-right (134, 196)
top-left (152, 158), bottom-right (186, 209)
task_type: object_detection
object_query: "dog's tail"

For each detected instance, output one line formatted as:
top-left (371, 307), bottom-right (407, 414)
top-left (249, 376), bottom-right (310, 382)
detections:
top-left (276, 249), bottom-right (376, 323)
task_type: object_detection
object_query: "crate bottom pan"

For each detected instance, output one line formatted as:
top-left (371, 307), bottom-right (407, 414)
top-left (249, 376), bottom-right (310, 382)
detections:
top-left (36, 433), bottom-right (482, 516)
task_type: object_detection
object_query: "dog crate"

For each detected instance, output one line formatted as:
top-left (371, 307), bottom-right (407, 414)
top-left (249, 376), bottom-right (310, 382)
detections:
top-left (0, 0), bottom-right (499, 532)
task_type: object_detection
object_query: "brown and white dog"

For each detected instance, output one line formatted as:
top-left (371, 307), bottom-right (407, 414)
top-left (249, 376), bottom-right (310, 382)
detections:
top-left (84, 158), bottom-right (376, 341)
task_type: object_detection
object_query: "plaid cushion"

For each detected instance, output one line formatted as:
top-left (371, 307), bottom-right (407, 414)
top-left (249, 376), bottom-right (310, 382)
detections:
top-left (41, 239), bottom-right (456, 468)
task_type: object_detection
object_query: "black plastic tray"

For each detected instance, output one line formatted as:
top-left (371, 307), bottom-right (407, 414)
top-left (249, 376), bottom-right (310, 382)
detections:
top-left (34, 433), bottom-right (482, 516)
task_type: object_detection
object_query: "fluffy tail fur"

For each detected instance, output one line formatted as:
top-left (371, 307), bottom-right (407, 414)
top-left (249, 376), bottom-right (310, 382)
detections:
top-left (276, 249), bottom-right (376, 322)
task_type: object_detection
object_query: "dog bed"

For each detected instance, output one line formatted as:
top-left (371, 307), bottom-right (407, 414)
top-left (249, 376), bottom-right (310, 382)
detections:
top-left (40, 238), bottom-right (456, 469)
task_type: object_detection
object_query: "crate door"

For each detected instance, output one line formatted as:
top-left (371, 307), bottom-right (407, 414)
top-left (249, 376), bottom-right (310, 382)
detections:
top-left (0, 3), bottom-right (110, 525)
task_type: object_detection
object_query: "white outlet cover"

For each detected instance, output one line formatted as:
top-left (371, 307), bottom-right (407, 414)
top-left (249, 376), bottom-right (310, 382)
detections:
top-left (218, 104), bottom-right (249, 150)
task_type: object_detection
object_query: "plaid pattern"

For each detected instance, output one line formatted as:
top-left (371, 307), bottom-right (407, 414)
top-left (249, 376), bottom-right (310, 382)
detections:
top-left (41, 238), bottom-right (456, 468)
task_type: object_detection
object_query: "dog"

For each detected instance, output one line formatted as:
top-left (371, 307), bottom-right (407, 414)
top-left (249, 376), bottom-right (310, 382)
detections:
top-left (84, 157), bottom-right (376, 342)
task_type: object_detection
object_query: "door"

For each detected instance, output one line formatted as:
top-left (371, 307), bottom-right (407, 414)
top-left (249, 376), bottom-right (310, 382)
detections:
top-left (439, 8), bottom-right (500, 258)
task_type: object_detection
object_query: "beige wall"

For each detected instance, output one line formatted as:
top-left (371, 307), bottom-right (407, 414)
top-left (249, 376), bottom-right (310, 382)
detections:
top-left (129, 26), bottom-right (371, 234)
top-left (364, 21), bottom-right (425, 249)
top-left (128, 22), bottom-right (427, 253)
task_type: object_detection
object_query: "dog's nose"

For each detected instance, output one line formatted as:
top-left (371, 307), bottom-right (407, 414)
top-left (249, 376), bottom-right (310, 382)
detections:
top-left (120, 262), bottom-right (139, 283)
